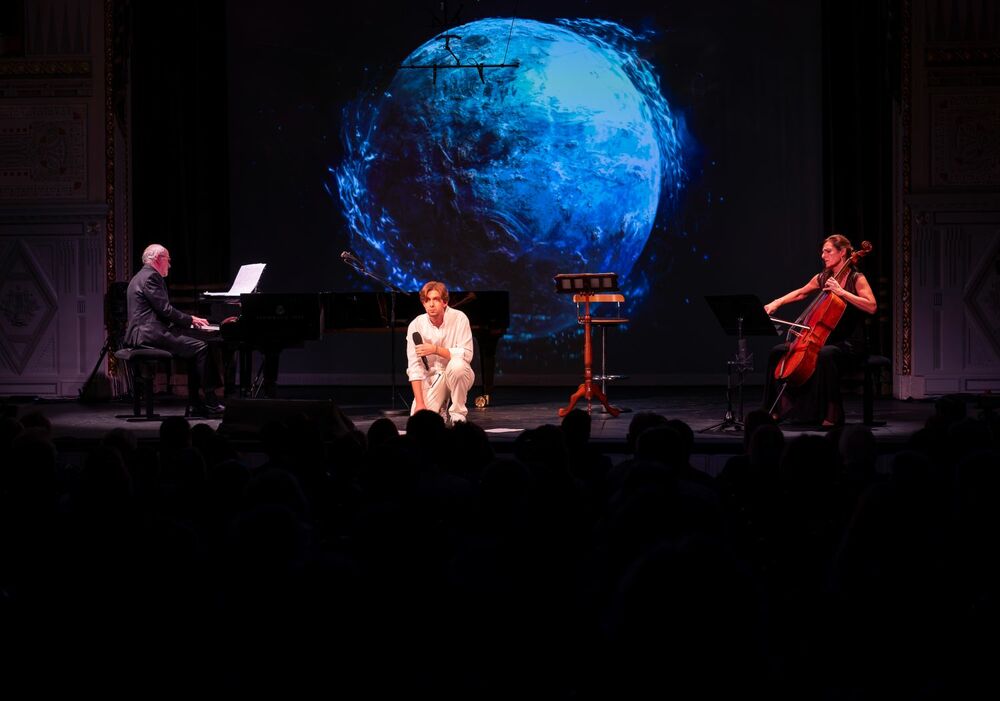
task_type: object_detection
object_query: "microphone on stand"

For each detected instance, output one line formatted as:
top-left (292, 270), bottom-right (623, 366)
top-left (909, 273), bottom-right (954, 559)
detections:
top-left (412, 332), bottom-right (430, 370)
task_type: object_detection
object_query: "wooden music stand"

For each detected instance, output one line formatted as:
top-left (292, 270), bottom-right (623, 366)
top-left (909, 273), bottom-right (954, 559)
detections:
top-left (554, 273), bottom-right (622, 417)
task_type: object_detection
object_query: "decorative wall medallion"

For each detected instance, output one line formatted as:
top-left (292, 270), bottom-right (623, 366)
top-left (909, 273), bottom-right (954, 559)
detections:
top-left (0, 285), bottom-right (41, 327)
top-left (0, 104), bottom-right (86, 200)
top-left (931, 94), bottom-right (1000, 187)
top-left (0, 241), bottom-right (58, 375)
top-left (964, 234), bottom-right (1000, 360)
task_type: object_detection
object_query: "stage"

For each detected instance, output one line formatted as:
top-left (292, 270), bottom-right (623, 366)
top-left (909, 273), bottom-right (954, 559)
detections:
top-left (5, 384), bottom-right (936, 472)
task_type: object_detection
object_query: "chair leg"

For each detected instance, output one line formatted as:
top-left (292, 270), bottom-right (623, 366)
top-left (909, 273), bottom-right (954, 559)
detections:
top-left (130, 360), bottom-right (158, 420)
top-left (119, 356), bottom-right (176, 422)
top-left (143, 363), bottom-right (156, 419)
top-left (862, 364), bottom-right (886, 426)
top-left (129, 361), bottom-right (142, 417)
top-left (863, 365), bottom-right (873, 425)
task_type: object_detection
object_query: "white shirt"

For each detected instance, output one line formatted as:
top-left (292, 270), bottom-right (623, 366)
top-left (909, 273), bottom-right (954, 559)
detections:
top-left (406, 306), bottom-right (474, 382)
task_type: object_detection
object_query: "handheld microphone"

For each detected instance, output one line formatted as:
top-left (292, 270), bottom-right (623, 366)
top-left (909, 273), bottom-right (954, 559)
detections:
top-left (412, 332), bottom-right (430, 370)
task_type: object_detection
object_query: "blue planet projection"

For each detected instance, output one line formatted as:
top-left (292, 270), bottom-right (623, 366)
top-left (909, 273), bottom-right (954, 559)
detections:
top-left (336, 17), bottom-right (689, 340)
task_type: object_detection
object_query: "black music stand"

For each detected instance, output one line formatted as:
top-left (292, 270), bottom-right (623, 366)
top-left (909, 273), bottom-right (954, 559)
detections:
top-left (701, 294), bottom-right (778, 432)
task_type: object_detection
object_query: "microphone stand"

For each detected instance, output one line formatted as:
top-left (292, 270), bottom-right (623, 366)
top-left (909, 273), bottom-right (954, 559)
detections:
top-left (701, 315), bottom-right (753, 432)
top-left (341, 254), bottom-right (410, 416)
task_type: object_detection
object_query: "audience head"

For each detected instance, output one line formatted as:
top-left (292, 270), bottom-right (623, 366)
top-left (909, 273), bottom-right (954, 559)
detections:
top-left (159, 416), bottom-right (192, 453)
top-left (838, 424), bottom-right (877, 477)
top-left (626, 412), bottom-right (669, 455)
top-left (405, 409), bottom-right (448, 460)
top-left (748, 424), bottom-right (784, 471)
top-left (561, 408), bottom-right (592, 447)
top-left (664, 419), bottom-right (694, 464)
top-left (366, 417), bottom-right (400, 451)
top-left (635, 425), bottom-right (685, 470)
top-left (742, 409), bottom-right (777, 452)
top-left (0, 415), bottom-right (25, 451)
top-left (19, 410), bottom-right (52, 439)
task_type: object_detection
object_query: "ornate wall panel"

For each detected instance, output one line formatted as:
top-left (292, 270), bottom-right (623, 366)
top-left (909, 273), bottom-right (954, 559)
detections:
top-left (931, 94), bottom-right (1000, 187)
top-left (895, 0), bottom-right (1000, 398)
top-left (901, 197), bottom-right (1000, 396)
top-left (0, 0), bottom-right (125, 397)
top-left (0, 208), bottom-right (108, 395)
top-left (0, 104), bottom-right (87, 200)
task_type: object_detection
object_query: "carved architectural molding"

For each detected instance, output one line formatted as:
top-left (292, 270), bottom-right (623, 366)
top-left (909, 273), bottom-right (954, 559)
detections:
top-left (104, 0), bottom-right (116, 288)
top-left (0, 1), bottom-right (123, 396)
top-left (926, 47), bottom-right (1000, 67)
top-left (931, 94), bottom-right (1000, 187)
top-left (901, 195), bottom-right (1000, 395)
top-left (965, 233), bottom-right (1000, 360)
top-left (896, 0), bottom-right (1000, 397)
top-left (0, 103), bottom-right (87, 200)
top-left (0, 203), bottom-right (108, 225)
top-left (0, 240), bottom-right (59, 375)
top-left (0, 79), bottom-right (94, 99)
top-left (0, 60), bottom-right (92, 78)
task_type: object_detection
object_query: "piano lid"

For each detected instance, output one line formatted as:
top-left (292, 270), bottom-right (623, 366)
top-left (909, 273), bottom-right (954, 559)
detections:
top-left (322, 291), bottom-right (510, 331)
top-left (235, 292), bottom-right (323, 342)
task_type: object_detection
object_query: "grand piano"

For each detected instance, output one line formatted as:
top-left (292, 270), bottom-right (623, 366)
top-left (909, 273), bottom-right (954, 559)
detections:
top-left (207, 290), bottom-right (509, 406)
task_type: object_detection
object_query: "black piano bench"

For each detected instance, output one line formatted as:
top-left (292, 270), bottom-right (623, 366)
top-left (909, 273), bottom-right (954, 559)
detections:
top-left (114, 347), bottom-right (176, 421)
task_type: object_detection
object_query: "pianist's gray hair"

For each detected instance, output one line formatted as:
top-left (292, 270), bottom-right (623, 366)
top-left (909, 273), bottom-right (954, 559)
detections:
top-left (141, 244), bottom-right (166, 265)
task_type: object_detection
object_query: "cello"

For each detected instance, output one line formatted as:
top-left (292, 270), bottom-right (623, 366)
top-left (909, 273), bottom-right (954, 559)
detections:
top-left (774, 240), bottom-right (872, 386)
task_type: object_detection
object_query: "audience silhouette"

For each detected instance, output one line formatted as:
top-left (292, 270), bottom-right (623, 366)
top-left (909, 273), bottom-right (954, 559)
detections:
top-left (0, 397), bottom-right (996, 695)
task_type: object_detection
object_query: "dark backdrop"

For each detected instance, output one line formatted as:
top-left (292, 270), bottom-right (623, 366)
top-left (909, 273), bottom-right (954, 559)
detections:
top-left (130, 0), bottom-right (896, 384)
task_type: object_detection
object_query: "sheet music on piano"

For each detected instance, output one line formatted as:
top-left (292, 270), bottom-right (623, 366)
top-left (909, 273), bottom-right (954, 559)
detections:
top-left (202, 263), bottom-right (266, 297)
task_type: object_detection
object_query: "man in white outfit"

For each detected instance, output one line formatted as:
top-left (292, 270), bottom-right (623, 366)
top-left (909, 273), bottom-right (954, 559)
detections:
top-left (406, 281), bottom-right (475, 424)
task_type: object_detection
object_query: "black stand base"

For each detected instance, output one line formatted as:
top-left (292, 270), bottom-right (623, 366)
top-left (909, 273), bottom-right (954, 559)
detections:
top-left (79, 335), bottom-right (116, 403)
top-left (700, 360), bottom-right (748, 434)
top-left (700, 413), bottom-right (744, 433)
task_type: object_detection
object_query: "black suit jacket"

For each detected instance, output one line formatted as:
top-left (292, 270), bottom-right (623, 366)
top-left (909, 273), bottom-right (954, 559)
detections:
top-left (124, 264), bottom-right (193, 347)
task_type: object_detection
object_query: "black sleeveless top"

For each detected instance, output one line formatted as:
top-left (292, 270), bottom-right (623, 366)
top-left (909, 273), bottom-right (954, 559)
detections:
top-left (815, 268), bottom-right (867, 350)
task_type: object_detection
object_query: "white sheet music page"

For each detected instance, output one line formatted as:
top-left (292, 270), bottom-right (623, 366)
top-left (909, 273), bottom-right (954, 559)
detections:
top-left (202, 263), bottom-right (266, 296)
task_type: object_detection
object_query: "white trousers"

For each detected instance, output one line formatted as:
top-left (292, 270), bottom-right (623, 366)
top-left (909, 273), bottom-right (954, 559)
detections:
top-left (411, 358), bottom-right (475, 422)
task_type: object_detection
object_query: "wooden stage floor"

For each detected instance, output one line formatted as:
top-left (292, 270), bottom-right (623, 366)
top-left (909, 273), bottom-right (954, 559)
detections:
top-left (5, 385), bottom-right (937, 468)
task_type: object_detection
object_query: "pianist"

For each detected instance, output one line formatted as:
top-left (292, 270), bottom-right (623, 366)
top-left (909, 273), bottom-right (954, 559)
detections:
top-left (124, 244), bottom-right (225, 415)
top-left (406, 281), bottom-right (475, 424)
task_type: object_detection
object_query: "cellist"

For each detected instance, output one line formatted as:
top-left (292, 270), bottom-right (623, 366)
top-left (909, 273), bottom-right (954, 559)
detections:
top-left (762, 234), bottom-right (877, 427)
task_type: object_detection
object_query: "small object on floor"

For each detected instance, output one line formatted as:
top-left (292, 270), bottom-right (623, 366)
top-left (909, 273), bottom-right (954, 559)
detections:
top-left (188, 403), bottom-right (224, 419)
